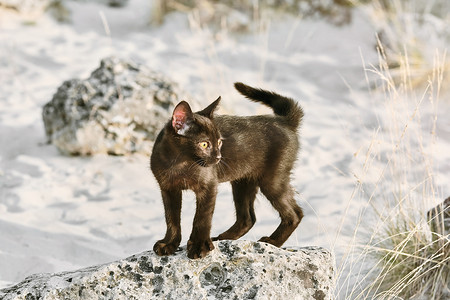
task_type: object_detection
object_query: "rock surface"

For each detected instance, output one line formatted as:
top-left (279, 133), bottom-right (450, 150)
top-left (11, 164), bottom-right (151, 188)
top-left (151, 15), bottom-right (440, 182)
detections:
top-left (42, 57), bottom-right (191, 156)
top-left (428, 196), bottom-right (450, 238)
top-left (0, 240), bottom-right (335, 300)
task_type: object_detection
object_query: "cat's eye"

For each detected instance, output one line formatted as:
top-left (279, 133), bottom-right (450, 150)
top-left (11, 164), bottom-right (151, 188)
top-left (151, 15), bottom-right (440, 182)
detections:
top-left (218, 139), bottom-right (223, 147)
top-left (199, 141), bottom-right (209, 149)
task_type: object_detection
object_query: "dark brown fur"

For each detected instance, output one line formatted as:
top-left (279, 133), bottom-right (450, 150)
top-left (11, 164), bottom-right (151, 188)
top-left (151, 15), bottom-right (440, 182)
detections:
top-left (150, 82), bottom-right (304, 259)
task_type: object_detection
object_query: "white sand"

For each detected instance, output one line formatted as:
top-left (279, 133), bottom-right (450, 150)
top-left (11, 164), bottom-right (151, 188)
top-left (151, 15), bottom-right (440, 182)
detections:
top-left (1, 0), bottom-right (449, 296)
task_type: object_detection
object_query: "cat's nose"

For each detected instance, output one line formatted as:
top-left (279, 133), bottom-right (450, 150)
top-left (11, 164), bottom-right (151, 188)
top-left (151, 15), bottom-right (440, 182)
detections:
top-left (215, 155), bottom-right (221, 163)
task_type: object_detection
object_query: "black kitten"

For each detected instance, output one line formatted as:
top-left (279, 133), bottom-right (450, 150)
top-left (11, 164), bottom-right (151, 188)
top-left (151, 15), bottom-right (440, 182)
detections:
top-left (150, 82), bottom-right (304, 259)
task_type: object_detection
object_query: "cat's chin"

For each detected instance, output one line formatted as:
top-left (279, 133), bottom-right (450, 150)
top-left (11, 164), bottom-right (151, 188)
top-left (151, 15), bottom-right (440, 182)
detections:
top-left (202, 163), bottom-right (218, 168)
top-left (194, 161), bottom-right (212, 167)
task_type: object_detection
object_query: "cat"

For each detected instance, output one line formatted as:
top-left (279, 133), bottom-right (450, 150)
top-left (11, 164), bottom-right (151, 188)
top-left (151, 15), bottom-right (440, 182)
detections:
top-left (150, 82), bottom-right (304, 259)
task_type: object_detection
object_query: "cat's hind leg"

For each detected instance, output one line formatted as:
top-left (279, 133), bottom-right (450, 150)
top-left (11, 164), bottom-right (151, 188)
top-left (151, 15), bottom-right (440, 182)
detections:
top-left (213, 178), bottom-right (258, 241)
top-left (259, 181), bottom-right (303, 247)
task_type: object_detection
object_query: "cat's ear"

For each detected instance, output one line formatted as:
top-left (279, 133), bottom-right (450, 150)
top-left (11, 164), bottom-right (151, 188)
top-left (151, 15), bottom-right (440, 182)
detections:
top-left (172, 101), bottom-right (193, 135)
top-left (198, 96), bottom-right (221, 119)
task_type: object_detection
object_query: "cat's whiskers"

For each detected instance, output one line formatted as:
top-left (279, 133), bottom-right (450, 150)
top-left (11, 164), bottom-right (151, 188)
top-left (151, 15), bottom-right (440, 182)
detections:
top-left (217, 162), bottom-right (226, 177)
top-left (188, 160), bottom-right (199, 171)
top-left (219, 157), bottom-right (231, 171)
top-left (187, 162), bottom-right (196, 172)
top-left (188, 159), bottom-right (205, 172)
top-left (214, 157), bottom-right (231, 178)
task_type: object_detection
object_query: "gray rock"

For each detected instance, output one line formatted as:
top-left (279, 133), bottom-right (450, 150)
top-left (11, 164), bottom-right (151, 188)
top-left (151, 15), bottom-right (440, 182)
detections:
top-left (0, 240), bottom-right (335, 300)
top-left (427, 197), bottom-right (450, 239)
top-left (42, 57), bottom-right (190, 155)
top-left (103, 0), bottom-right (129, 8)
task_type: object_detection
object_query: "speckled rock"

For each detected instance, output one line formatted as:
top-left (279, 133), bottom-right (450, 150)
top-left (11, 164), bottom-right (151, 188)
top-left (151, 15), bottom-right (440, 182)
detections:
top-left (42, 57), bottom-right (191, 155)
top-left (0, 240), bottom-right (335, 300)
top-left (428, 197), bottom-right (450, 239)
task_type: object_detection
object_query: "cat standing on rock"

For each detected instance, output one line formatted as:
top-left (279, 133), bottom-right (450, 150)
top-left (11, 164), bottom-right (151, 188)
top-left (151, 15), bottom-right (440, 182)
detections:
top-left (150, 82), bottom-right (304, 259)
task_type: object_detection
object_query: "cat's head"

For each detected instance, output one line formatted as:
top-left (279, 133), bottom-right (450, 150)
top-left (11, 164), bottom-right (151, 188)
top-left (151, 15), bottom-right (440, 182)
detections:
top-left (171, 97), bottom-right (223, 167)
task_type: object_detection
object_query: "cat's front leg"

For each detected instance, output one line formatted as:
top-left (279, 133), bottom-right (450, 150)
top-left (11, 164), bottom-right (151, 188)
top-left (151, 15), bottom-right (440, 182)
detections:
top-left (187, 184), bottom-right (217, 259)
top-left (153, 189), bottom-right (182, 256)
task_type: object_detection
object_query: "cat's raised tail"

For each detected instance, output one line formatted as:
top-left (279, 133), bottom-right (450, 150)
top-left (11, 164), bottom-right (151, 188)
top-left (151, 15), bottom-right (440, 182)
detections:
top-left (234, 82), bottom-right (304, 130)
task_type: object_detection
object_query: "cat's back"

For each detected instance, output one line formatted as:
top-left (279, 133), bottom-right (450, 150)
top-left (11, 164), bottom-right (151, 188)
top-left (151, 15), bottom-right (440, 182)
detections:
top-left (215, 114), bottom-right (298, 143)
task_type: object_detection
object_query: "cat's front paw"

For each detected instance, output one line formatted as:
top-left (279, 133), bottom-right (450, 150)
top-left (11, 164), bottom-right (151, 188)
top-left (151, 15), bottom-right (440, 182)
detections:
top-left (187, 238), bottom-right (214, 259)
top-left (153, 240), bottom-right (180, 256)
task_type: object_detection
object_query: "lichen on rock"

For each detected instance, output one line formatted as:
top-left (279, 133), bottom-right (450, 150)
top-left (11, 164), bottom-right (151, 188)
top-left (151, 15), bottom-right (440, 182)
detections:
top-left (42, 57), bottom-right (192, 156)
top-left (0, 240), bottom-right (335, 300)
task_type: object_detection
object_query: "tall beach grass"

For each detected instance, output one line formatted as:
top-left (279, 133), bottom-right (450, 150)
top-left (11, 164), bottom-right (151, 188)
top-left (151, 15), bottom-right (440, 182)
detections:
top-left (340, 12), bottom-right (449, 300)
top-left (360, 43), bottom-right (448, 300)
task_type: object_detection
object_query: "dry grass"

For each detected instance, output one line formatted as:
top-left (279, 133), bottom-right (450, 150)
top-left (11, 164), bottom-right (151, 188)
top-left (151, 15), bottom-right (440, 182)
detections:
top-left (368, 216), bottom-right (449, 298)
top-left (339, 34), bottom-right (449, 300)
top-left (361, 0), bottom-right (450, 92)
top-left (331, 1), bottom-right (449, 298)
top-left (151, 0), bottom-right (356, 30)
